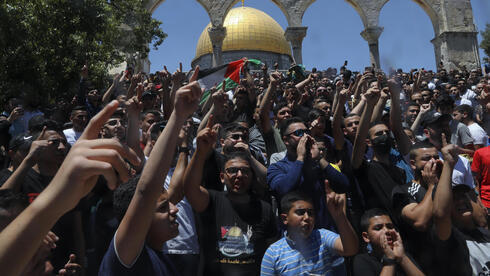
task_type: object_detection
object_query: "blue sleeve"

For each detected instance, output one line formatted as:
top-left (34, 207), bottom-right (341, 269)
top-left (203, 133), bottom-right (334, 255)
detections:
top-left (324, 164), bottom-right (350, 193)
top-left (260, 246), bottom-right (277, 276)
top-left (320, 229), bottom-right (340, 250)
top-left (267, 160), bottom-right (303, 196)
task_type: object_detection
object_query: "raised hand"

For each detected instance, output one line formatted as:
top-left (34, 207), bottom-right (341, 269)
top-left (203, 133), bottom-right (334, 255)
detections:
top-left (125, 83), bottom-right (144, 115)
top-left (441, 142), bottom-right (462, 166)
top-left (364, 87), bottom-right (381, 106)
top-left (420, 103), bottom-right (431, 114)
top-left (196, 115), bottom-right (217, 157)
top-left (58, 254), bottom-right (82, 276)
top-left (7, 106), bottom-right (23, 122)
top-left (173, 66), bottom-right (202, 119)
top-left (25, 127), bottom-right (50, 165)
top-left (270, 71), bottom-right (282, 84)
top-left (325, 179), bottom-right (346, 219)
top-left (296, 135), bottom-right (309, 161)
top-left (422, 159), bottom-right (442, 186)
top-left (172, 62), bottom-right (186, 84)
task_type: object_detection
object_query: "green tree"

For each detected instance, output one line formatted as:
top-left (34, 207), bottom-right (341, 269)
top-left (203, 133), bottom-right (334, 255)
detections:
top-left (0, 0), bottom-right (166, 106)
top-left (481, 23), bottom-right (490, 63)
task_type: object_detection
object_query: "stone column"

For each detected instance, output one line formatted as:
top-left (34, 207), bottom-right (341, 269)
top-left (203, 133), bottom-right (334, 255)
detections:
top-left (207, 26), bottom-right (226, 67)
top-left (431, 31), bottom-right (481, 70)
top-left (285, 27), bottom-right (307, 65)
top-left (360, 26), bottom-right (383, 69)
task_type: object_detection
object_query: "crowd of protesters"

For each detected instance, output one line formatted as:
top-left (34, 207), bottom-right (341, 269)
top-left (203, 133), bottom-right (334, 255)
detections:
top-left (0, 59), bottom-right (490, 276)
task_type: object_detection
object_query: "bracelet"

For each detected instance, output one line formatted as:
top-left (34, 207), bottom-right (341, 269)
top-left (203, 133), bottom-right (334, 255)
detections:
top-left (381, 256), bottom-right (397, 266)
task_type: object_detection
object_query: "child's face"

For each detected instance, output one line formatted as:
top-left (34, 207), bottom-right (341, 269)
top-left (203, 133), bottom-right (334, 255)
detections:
top-left (282, 200), bottom-right (315, 239)
top-left (147, 193), bottom-right (179, 245)
top-left (362, 215), bottom-right (397, 251)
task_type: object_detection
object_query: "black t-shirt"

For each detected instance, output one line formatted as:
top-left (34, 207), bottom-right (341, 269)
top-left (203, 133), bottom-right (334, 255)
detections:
top-left (392, 182), bottom-right (438, 275)
top-left (200, 190), bottom-right (277, 276)
top-left (354, 160), bottom-right (406, 220)
top-left (21, 168), bottom-right (80, 271)
top-left (0, 168), bottom-right (12, 187)
top-left (433, 226), bottom-right (490, 275)
top-left (352, 253), bottom-right (418, 276)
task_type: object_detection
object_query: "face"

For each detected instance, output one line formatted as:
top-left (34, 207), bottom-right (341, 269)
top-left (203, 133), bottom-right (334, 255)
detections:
top-left (476, 84), bottom-right (484, 95)
top-left (316, 87), bottom-right (328, 98)
top-left (449, 86), bottom-right (459, 96)
top-left (220, 158), bottom-right (252, 194)
top-left (283, 122), bottom-right (308, 151)
top-left (221, 130), bottom-right (248, 153)
top-left (39, 130), bottom-right (68, 164)
top-left (70, 110), bottom-right (88, 130)
top-left (410, 147), bottom-right (439, 174)
top-left (421, 90), bottom-right (431, 103)
top-left (362, 215), bottom-right (397, 252)
top-left (314, 102), bottom-right (332, 117)
top-left (452, 110), bottom-right (463, 122)
top-left (411, 93), bottom-right (422, 105)
top-left (405, 105), bottom-right (420, 124)
top-left (141, 113), bottom-right (158, 133)
top-left (282, 200), bottom-right (315, 239)
top-left (102, 117), bottom-right (126, 141)
top-left (368, 124), bottom-right (390, 142)
top-left (451, 188), bottom-right (475, 230)
top-left (343, 115), bottom-right (360, 140)
top-left (142, 95), bottom-right (157, 110)
top-left (87, 89), bottom-right (101, 103)
top-left (148, 193), bottom-right (179, 244)
top-left (275, 107), bottom-right (292, 124)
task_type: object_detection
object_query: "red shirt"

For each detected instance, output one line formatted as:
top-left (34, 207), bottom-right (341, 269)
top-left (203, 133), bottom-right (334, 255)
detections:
top-left (471, 146), bottom-right (490, 208)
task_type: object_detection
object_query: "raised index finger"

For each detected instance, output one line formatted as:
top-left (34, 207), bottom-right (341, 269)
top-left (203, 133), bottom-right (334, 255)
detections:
top-left (189, 65), bottom-right (200, 82)
top-left (36, 126), bottom-right (47, 141)
top-left (206, 114), bottom-right (214, 129)
top-left (80, 100), bottom-right (119, 140)
top-left (179, 62), bottom-right (182, 72)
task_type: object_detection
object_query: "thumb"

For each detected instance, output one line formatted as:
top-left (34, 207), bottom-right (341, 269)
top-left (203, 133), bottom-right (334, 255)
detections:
top-left (189, 65), bottom-right (200, 82)
top-left (441, 132), bottom-right (448, 148)
top-left (36, 126), bottom-right (47, 141)
top-left (68, 254), bottom-right (76, 264)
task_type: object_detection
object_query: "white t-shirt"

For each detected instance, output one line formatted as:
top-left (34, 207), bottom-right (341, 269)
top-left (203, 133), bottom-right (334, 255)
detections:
top-left (63, 128), bottom-right (83, 145)
top-left (438, 152), bottom-right (474, 189)
top-left (468, 123), bottom-right (488, 146)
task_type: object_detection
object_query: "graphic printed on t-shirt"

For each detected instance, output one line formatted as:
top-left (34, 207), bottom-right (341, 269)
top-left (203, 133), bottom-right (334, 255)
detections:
top-left (219, 225), bottom-right (255, 264)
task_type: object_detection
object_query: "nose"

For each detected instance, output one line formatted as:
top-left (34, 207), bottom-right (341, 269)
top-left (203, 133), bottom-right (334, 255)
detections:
top-left (169, 202), bottom-right (179, 215)
top-left (236, 169), bottom-right (243, 177)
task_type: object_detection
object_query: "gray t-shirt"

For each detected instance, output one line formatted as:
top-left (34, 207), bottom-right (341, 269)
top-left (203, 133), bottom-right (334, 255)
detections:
top-left (450, 120), bottom-right (474, 147)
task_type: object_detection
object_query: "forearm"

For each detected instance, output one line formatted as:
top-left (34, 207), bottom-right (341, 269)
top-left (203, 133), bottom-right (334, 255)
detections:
top-left (102, 84), bottom-right (115, 104)
top-left (380, 265), bottom-right (396, 276)
top-left (350, 98), bottom-right (365, 115)
top-left (332, 99), bottom-right (346, 150)
top-left (168, 151), bottom-right (188, 205)
top-left (162, 88), bottom-right (172, 120)
top-left (267, 162), bottom-right (303, 195)
top-left (352, 104), bottom-right (374, 169)
top-left (403, 185), bottom-right (434, 231)
top-left (333, 214), bottom-right (359, 256)
top-left (126, 115), bottom-right (145, 165)
top-left (370, 98), bottom-right (387, 123)
top-left (183, 151), bottom-right (209, 212)
top-left (410, 112), bottom-right (424, 132)
top-left (250, 155), bottom-right (267, 195)
top-left (390, 95), bottom-right (410, 155)
top-left (0, 186), bottom-right (67, 276)
top-left (433, 161), bottom-right (455, 240)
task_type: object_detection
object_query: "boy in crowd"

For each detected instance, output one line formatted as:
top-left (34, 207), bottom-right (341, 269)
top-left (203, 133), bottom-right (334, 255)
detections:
top-left (352, 208), bottom-right (424, 276)
top-left (261, 186), bottom-right (358, 275)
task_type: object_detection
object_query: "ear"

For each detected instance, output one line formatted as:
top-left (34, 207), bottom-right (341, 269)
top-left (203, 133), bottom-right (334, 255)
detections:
top-left (342, 127), bottom-right (348, 136)
top-left (409, 159), bottom-right (416, 171)
top-left (220, 138), bottom-right (225, 148)
top-left (220, 172), bottom-right (225, 184)
top-left (280, 213), bottom-right (288, 226)
top-left (361, 231), bottom-right (370, 244)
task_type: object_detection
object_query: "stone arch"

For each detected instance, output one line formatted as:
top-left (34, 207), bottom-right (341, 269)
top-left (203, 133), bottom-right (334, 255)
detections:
top-left (270, 0), bottom-right (316, 27)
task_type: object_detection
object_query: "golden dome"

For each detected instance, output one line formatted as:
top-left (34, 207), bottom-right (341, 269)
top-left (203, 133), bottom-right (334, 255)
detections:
top-left (195, 7), bottom-right (292, 59)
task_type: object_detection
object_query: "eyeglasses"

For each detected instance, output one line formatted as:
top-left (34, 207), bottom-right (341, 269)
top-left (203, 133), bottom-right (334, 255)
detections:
top-left (294, 208), bottom-right (315, 217)
top-left (225, 167), bottom-right (251, 176)
top-left (286, 129), bottom-right (309, 137)
top-left (227, 133), bottom-right (247, 141)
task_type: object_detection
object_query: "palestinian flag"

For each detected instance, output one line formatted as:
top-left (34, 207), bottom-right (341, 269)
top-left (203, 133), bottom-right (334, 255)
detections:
top-left (197, 58), bottom-right (262, 104)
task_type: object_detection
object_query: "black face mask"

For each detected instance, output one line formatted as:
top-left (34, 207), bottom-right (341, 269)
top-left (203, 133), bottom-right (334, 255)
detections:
top-left (371, 134), bottom-right (393, 155)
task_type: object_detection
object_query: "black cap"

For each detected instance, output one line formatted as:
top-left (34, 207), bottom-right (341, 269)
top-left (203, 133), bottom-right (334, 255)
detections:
top-left (142, 90), bottom-right (157, 98)
top-left (421, 111), bottom-right (451, 128)
top-left (8, 134), bottom-right (32, 152)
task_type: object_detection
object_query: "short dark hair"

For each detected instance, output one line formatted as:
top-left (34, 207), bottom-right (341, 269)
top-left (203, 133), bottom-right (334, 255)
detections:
top-left (140, 110), bottom-right (162, 121)
top-left (222, 151), bottom-right (252, 171)
top-left (273, 101), bottom-right (289, 116)
top-left (71, 106), bottom-right (87, 116)
top-left (279, 117), bottom-right (304, 137)
top-left (360, 208), bottom-right (391, 232)
top-left (0, 189), bottom-right (29, 228)
top-left (221, 123), bottom-right (248, 140)
top-left (280, 191), bottom-right (313, 214)
top-left (113, 176), bottom-right (139, 221)
top-left (409, 140), bottom-right (436, 160)
top-left (30, 119), bottom-right (63, 139)
top-left (406, 101), bottom-right (420, 109)
top-left (435, 94), bottom-right (454, 109)
top-left (454, 104), bottom-right (473, 119)
top-left (307, 109), bottom-right (326, 124)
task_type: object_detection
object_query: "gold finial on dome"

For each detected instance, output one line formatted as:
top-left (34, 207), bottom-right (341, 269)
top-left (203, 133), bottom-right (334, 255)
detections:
top-left (241, 0), bottom-right (244, 7)
top-left (194, 7), bottom-right (292, 60)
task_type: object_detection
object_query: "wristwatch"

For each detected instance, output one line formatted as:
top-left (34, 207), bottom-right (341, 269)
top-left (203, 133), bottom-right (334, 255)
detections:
top-left (178, 147), bottom-right (189, 153)
top-left (381, 256), bottom-right (397, 266)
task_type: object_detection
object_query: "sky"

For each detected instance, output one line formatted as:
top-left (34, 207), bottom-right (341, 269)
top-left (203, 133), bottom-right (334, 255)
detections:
top-left (148, 0), bottom-right (490, 73)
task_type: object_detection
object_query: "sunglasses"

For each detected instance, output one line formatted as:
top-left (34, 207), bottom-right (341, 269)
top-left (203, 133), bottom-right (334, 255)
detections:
top-left (286, 129), bottom-right (309, 137)
top-left (228, 133), bottom-right (247, 141)
top-left (294, 208), bottom-right (315, 217)
top-left (225, 167), bottom-right (251, 176)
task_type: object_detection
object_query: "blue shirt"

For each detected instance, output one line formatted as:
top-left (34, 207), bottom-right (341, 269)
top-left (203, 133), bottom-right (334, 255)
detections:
top-left (267, 155), bottom-right (349, 230)
top-left (99, 235), bottom-right (179, 276)
top-left (261, 229), bottom-right (341, 276)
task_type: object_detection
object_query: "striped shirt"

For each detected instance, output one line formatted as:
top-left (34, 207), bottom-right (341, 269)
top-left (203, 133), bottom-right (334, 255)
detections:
top-left (260, 229), bottom-right (341, 276)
